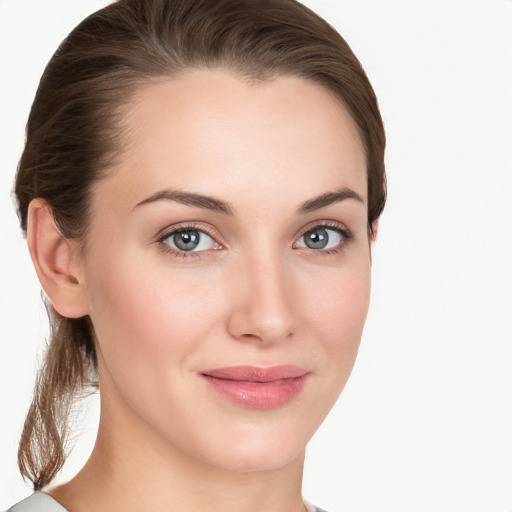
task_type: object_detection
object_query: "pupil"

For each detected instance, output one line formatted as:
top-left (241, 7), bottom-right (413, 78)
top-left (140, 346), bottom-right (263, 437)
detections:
top-left (174, 230), bottom-right (200, 251)
top-left (305, 228), bottom-right (328, 249)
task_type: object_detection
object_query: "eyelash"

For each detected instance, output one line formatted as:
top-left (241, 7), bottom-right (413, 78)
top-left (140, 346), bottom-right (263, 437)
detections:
top-left (294, 220), bottom-right (354, 257)
top-left (156, 222), bottom-right (221, 260)
top-left (156, 220), bottom-right (353, 260)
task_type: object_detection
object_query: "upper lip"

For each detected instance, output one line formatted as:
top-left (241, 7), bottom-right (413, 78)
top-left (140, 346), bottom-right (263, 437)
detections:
top-left (202, 365), bottom-right (309, 382)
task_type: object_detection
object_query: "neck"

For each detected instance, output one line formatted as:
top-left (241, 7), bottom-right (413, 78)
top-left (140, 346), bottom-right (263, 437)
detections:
top-left (48, 394), bottom-right (307, 512)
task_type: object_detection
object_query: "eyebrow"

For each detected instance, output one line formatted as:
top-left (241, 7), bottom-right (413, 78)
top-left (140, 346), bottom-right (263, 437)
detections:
top-left (134, 190), bottom-right (234, 215)
top-left (133, 186), bottom-right (364, 215)
top-left (297, 187), bottom-right (365, 214)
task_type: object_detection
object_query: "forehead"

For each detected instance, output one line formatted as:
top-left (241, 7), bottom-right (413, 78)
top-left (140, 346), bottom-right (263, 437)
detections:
top-left (93, 69), bottom-right (367, 215)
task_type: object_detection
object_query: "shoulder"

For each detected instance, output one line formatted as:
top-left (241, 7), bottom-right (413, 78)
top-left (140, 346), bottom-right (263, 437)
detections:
top-left (4, 493), bottom-right (69, 512)
top-left (305, 501), bottom-right (330, 512)
top-left (6, 493), bottom-right (329, 512)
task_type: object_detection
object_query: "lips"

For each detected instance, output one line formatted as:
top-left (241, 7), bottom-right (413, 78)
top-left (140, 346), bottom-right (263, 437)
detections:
top-left (201, 365), bottom-right (309, 409)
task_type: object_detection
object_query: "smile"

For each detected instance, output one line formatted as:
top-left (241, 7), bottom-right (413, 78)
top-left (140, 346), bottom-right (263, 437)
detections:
top-left (200, 365), bottom-right (309, 409)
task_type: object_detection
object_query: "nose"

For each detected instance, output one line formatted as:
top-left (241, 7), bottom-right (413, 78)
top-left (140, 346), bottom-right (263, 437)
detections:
top-left (226, 250), bottom-right (296, 345)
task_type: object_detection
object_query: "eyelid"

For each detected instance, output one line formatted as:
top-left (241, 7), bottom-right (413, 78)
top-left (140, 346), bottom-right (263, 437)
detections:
top-left (155, 221), bottom-right (223, 243)
top-left (294, 219), bottom-right (352, 241)
top-left (292, 219), bottom-right (353, 253)
top-left (155, 221), bottom-right (225, 257)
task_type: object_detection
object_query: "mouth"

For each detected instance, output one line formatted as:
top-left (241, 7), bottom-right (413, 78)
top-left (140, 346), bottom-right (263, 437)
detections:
top-left (200, 365), bottom-right (310, 409)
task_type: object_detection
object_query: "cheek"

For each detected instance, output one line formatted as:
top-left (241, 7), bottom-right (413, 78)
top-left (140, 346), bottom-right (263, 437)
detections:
top-left (295, 250), bottom-right (371, 402)
top-left (84, 250), bottom-right (221, 369)
top-left (83, 252), bottom-right (230, 430)
top-left (301, 261), bottom-right (371, 348)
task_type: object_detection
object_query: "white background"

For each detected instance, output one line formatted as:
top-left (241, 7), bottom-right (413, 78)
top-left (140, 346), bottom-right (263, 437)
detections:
top-left (1, 1), bottom-right (511, 511)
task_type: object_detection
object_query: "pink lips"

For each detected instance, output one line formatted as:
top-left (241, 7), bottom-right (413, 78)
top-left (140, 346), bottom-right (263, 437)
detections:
top-left (201, 365), bottom-right (309, 409)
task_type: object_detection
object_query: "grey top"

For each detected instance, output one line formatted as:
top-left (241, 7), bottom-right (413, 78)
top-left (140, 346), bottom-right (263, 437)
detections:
top-left (5, 493), bottom-right (68, 512)
top-left (6, 492), bottom-right (327, 512)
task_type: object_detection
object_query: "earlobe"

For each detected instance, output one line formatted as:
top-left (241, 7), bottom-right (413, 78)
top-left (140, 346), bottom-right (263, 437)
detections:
top-left (27, 198), bottom-right (89, 319)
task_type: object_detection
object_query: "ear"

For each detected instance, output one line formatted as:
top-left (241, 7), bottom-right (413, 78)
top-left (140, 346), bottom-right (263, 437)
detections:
top-left (368, 219), bottom-right (379, 264)
top-left (370, 219), bottom-right (379, 242)
top-left (27, 198), bottom-right (89, 318)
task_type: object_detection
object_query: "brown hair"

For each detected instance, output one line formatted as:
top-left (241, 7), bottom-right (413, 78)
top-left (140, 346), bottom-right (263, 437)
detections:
top-left (15, 0), bottom-right (386, 490)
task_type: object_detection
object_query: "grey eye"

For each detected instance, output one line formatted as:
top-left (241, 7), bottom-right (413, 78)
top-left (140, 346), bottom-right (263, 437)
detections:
top-left (164, 229), bottom-right (215, 252)
top-left (304, 228), bottom-right (328, 249)
top-left (297, 227), bottom-right (343, 250)
top-left (173, 230), bottom-right (200, 251)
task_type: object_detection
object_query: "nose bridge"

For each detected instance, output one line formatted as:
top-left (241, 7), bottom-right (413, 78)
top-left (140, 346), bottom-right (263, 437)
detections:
top-left (227, 243), bottom-right (295, 344)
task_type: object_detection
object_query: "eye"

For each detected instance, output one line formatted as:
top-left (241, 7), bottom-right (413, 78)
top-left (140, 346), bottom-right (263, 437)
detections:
top-left (161, 228), bottom-right (219, 253)
top-left (295, 226), bottom-right (347, 251)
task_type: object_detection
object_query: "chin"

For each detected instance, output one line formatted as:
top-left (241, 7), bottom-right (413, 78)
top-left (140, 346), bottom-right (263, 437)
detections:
top-left (204, 447), bottom-right (304, 474)
top-left (191, 422), bottom-right (310, 474)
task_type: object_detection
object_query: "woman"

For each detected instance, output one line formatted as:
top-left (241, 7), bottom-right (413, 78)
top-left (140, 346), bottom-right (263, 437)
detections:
top-left (6, 0), bottom-right (385, 511)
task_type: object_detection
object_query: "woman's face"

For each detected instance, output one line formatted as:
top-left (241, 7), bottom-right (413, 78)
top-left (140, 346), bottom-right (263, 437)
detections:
top-left (78, 69), bottom-right (371, 473)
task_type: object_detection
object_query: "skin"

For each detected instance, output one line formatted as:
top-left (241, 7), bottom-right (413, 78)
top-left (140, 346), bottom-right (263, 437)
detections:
top-left (32, 69), bottom-right (373, 512)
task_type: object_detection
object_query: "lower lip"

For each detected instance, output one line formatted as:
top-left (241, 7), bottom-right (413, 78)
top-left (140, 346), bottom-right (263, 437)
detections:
top-left (202, 374), bottom-right (308, 409)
